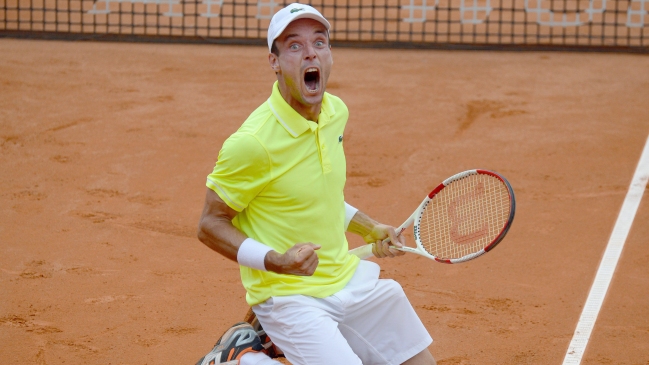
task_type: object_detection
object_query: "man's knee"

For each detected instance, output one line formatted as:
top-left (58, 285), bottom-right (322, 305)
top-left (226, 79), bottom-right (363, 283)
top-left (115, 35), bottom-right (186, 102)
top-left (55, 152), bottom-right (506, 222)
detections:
top-left (381, 279), bottom-right (407, 299)
top-left (402, 348), bottom-right (436, 365)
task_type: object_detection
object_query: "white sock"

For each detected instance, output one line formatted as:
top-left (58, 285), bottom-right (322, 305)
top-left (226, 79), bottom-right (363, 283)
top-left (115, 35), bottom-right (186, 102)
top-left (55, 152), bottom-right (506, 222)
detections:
top-left (239, 351), bottom-right (282, 365)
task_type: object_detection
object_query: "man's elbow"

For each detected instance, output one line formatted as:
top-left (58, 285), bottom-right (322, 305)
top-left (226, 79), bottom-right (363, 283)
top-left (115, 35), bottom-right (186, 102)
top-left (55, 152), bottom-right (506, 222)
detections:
top-left (196, 219), bottom-right (209, 244)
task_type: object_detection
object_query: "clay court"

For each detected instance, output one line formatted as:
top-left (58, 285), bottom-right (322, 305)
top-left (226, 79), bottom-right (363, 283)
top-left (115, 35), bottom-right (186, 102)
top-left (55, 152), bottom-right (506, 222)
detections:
top-left (1, 34), bottom-right (649, 365)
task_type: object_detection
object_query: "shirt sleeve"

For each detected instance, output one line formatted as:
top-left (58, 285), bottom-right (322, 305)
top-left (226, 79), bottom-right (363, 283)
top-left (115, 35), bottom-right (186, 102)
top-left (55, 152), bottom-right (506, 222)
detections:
top-left (206, 132), bottom-right (271, 212)
top-left (343, 202), bottom-right (358, 231)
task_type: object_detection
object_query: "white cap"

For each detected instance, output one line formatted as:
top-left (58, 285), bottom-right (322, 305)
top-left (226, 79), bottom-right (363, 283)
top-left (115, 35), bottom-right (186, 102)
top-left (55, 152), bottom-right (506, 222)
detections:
top-left (267, 3), bottom-right (330, 52)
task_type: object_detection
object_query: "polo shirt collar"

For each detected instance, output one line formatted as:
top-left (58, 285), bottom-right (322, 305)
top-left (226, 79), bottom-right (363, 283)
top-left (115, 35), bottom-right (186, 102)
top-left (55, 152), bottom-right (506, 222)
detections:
top-left (267, 81), bottom-right (335, 138)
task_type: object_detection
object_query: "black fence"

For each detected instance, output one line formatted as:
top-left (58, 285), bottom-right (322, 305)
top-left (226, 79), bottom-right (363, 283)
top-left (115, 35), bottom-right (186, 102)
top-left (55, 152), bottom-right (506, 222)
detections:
top-left (1, 0), bottom-right (648, 52)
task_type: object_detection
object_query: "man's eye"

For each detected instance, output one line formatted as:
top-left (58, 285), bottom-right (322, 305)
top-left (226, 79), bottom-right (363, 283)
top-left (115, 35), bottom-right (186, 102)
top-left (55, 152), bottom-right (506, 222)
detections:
top-left (315, 41), bottom-right (324, 47)
top-left (290, 44), bottom-right (300, 50)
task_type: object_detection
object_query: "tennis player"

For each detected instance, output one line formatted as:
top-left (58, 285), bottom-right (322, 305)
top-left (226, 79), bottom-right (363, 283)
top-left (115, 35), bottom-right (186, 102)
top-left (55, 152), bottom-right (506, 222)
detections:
top-left (196, 3), bottom-right (436, 365)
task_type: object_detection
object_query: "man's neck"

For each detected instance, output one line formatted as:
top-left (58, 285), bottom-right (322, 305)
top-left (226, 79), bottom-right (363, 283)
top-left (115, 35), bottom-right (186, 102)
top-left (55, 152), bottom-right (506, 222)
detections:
top-left (277, 83), bottom-right (322, 123)
top-left (288, 100), bottom-right (321, 123)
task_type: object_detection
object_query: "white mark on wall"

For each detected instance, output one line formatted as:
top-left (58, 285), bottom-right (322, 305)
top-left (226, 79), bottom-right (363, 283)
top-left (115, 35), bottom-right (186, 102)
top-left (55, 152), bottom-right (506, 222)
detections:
top-left (88, 0), bottom-right (223, 17)
top-left (460, 0), bottom-right (492, 24)
top-left (89, 0), bottom-right (182, 16)
top-left (201, 0), bottom-right (224, 17)
top-left (85, 0), bottom-right (647, 30)
top-left (402, 0), bottom-right (439, 23)
top-left (256, 0), bottom-right (279, 19)
top-left (627, 0), bottom-right (648, 27)
top-left (524, 0), bottom-right (606, 26)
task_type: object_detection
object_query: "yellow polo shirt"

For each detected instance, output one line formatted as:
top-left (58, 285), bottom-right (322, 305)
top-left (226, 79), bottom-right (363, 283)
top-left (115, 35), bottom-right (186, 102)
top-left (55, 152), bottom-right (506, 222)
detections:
top-left (206, 81), bottom-right (359, 306)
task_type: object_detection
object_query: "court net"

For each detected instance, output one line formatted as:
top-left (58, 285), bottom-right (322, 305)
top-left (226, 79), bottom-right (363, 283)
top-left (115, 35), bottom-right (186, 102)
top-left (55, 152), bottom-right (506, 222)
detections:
top-left (1, 0), bottom-right (647, 51)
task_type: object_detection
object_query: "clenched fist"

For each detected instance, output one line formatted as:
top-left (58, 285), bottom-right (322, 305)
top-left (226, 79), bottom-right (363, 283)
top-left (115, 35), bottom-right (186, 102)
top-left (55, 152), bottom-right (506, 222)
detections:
top-left (264, 243), bottom-right (321, 276)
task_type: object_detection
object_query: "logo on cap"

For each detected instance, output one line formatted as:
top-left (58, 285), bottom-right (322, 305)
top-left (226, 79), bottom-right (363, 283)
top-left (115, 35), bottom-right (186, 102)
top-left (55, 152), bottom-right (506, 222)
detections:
top-left (290, 7), bottom-right (304, 13)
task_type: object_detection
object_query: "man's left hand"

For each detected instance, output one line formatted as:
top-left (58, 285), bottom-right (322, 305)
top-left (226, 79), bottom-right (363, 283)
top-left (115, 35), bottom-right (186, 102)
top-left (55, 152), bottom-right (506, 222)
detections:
top-left (362, 224), bottom-right (406, 259)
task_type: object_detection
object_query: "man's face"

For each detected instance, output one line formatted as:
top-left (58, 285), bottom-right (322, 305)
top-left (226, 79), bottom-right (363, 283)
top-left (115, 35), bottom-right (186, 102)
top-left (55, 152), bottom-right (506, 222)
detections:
top-left (269, 18), bottom-right (333, 112)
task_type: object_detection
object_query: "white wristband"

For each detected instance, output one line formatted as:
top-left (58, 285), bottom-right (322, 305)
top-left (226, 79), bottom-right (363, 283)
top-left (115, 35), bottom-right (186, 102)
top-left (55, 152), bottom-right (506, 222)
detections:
top-left (344, 202), bottom-right (359, 231)
top-left (237, 238), bottom-right (273, 271)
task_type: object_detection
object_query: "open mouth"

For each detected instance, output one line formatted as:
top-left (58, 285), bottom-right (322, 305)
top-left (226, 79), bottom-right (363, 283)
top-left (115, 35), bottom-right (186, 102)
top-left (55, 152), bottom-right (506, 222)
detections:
top-left (304, 67), bottom-right (320, 93)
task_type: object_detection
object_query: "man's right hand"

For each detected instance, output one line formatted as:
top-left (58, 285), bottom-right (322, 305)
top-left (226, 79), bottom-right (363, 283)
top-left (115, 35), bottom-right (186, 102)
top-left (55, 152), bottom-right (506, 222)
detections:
top-left (264, 243), bottom-right (321, 276)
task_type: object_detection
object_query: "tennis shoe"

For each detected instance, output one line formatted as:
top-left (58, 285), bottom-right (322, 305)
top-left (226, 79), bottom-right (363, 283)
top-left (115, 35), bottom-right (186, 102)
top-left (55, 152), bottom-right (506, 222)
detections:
top-left (195, 322), bottom-right (265, 365)
top-left (247, 311), bottom-right (284, 359)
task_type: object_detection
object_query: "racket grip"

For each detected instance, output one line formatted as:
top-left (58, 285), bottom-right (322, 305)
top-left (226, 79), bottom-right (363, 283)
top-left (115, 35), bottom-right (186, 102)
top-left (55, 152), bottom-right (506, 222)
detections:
top-left (349, 244), bottom-right (374, 260)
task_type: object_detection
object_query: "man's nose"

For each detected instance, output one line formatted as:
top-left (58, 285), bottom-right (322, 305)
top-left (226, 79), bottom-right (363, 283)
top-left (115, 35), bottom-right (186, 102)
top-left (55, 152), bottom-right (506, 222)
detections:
top-left (303, 43), bottom-right (316, 59)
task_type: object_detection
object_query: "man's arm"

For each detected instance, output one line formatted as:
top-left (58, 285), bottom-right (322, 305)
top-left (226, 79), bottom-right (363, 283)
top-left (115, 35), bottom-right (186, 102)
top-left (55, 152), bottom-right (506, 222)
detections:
top-left (197, 188), bottom-right (321, 275)
top-left (346, 207), bottom-right (406, 259)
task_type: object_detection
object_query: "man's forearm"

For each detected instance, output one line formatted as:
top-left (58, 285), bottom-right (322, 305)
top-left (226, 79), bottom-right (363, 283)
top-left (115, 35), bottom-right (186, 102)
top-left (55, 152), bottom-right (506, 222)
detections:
top-left (197, 216), bottom-right (277, 272)
top-left (197, 210), bottom-right (319, 275)
top-left (346, 209), bottom-right (379, 238)
top-left (197, 214), bottom-right (247, 262)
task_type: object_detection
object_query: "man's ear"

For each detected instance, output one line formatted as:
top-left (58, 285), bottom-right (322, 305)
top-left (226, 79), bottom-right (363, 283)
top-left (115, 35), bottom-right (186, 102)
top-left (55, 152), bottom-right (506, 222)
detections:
top-left (268, 53), bottom-right (280, 73)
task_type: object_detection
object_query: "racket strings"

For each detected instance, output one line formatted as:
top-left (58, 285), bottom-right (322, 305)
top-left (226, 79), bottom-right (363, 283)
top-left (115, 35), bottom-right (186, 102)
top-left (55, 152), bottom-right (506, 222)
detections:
top-left (419, 174), bottom-right (510, 260)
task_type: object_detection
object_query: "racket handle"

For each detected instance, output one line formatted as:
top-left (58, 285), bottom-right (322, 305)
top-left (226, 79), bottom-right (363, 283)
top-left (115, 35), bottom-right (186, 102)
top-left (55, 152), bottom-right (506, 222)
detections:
top-left (349, 242), bottom-right (403, 259)
top-left (349, 244), bottom-right (374, 259)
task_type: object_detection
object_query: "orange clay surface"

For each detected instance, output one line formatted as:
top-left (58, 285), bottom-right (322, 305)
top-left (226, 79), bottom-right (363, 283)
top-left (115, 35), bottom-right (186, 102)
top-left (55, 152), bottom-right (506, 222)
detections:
top-left (1, 38), bottom-right (649, 365)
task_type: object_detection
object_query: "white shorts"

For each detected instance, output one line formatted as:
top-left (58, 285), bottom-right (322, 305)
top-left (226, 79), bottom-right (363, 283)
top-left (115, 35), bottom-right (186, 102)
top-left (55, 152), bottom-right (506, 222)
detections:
top-left (252, 260), bottom-right (433, 365)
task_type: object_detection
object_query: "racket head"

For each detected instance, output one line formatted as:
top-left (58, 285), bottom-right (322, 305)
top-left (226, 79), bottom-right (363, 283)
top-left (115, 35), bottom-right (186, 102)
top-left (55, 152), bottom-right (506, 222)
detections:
top-left (413, 169), bottom-right (515, 264)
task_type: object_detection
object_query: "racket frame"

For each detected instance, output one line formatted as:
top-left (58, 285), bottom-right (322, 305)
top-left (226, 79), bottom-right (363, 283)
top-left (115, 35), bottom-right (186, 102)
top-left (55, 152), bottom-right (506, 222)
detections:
top-left (350, 169), bottom-right (515, 264)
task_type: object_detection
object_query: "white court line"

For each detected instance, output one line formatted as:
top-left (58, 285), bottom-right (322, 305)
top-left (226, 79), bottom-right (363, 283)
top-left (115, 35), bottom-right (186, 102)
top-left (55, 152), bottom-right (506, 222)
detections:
top-left (562, 133), bottom-right (649, 365)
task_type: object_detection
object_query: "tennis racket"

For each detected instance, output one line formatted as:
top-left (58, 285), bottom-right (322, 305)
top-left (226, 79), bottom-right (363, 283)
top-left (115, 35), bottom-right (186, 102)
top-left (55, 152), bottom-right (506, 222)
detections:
top-left (349, 169), bottom-right (515, 263)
